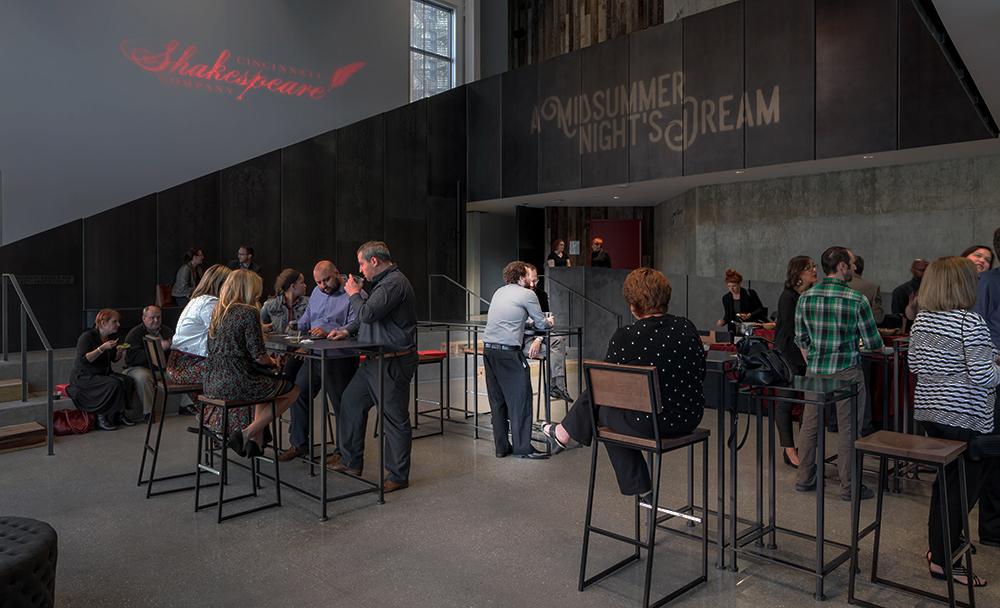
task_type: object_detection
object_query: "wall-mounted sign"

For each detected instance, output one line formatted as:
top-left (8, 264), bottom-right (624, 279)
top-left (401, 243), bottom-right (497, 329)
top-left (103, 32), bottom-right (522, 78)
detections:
top-left (121, 40), bottom-right (364, 101)
top-left (529, 71), bottom-right (779, 153)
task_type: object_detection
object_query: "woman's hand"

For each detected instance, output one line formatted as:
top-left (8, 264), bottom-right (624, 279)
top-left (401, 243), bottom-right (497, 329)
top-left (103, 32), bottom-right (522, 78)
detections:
top-left (101, 340), bottom-right (117, 352)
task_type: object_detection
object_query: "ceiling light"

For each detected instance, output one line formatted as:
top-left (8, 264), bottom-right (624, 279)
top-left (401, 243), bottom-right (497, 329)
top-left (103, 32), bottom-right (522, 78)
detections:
top-left (617, 183), bottom-right (631, 189)
top-left (551, 199), bottom-right (563, 203)
top-left (613, 196), bottom-right (619, 199)
top-left (863, 155), bottom-right (874, 159)
top-left (735, 170), bottom-right (745, 174)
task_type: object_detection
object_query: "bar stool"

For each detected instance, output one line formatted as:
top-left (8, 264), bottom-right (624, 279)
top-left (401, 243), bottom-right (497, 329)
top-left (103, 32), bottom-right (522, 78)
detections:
top-left (412, 350), bottom-right (446, 438)
top-left (137, 336), bottom-right (205, 498)
top-left (849, 430), bottom-right (974, 608)
top-left (579, 360), bottom-right (709, 608)
top-left (195, 397), bottom-right (282, 523)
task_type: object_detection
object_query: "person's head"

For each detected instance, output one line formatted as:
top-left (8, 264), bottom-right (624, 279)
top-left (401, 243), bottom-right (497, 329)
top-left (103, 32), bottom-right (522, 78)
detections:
top-left (210, 270), bottom-right (263, 337)
top-left (94, 308), bottom-right (121, 336)
top-left (724, 269), bottom-right (743, 295)
top-left (521, 263), bottom-right (539, 289)
top-left (502, 261), bottom-right (532, 286)
top-left (591, 238), bottom-right (603, 252)
top-left (622, 268), bottom-right (671, 318)
top-left (961, 245), bottom-right (994, 274)
top-left (854, 255), bottom-right (866, 276)
top-left (275, 268), bottom-right (306, 299)
top-left (918, 257), bottom-right (979, 312)
top-left (313, 261), bottom-right (342, 295)
top-left (357, 241), bottom-right (392, 280)
top-left (191, 264), bottom-right (232, 299)
top-left (784, 256), bottom-right (817, 290)
top-left (910, 258), bottom-right (929, 282)
top-left (237, 246), bottom-right (254, 265)
top-left (821, 247), bottom-right (854, 280)
top-left (141, 305), bottom-right (162, 333)
top-left (552, 239), bottom-right (565, 253)
top-left (183, 247), bottom-right (204, 267)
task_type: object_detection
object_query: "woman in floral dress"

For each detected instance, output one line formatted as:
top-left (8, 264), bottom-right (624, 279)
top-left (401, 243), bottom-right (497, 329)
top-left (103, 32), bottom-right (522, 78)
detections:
top-left (204, 270), bottom-right (300, 457)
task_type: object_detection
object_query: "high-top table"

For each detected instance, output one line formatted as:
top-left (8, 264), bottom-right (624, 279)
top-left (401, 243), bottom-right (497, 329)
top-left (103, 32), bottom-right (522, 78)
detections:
top-left (264, 335), bottom-right (385, 520)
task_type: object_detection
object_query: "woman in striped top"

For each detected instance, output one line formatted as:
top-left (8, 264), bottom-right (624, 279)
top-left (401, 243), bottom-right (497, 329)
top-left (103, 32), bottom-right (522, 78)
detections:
top-left (910, 256), bottom-right (1000, 587)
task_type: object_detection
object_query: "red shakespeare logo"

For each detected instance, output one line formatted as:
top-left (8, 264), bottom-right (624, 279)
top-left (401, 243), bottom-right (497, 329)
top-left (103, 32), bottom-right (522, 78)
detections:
top-left (121, 40), bottom-right (365, 100)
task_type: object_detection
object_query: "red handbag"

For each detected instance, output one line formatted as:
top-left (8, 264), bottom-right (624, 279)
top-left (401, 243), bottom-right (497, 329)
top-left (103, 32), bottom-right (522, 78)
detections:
top-left (53, 409), bottom-right (95, 436)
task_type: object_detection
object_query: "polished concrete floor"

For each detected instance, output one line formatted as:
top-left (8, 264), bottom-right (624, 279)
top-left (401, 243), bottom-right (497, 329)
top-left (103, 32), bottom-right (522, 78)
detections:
top-left (2, 380), bottom-right (998, 608)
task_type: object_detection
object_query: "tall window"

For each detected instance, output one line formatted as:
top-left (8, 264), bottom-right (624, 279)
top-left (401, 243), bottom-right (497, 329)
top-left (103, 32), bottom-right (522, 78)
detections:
top-left (410, 0), bottom-right (454, 101)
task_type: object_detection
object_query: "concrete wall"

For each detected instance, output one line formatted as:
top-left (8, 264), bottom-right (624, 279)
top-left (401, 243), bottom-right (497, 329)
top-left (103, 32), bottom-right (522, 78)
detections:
top-left (655, 153), bottom-right (1000, 307)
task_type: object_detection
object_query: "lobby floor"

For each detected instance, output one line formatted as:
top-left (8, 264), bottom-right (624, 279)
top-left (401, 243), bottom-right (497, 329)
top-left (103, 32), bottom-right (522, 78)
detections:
top-left (2, 386), bottom-right (997, 608)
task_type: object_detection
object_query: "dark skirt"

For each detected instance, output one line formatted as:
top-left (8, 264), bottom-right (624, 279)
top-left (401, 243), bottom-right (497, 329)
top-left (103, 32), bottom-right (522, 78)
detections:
top-left (67, 372), bottom-right (133, 415)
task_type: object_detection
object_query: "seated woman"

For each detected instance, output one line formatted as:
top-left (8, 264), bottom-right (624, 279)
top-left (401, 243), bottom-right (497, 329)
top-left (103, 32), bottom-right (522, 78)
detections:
top-left (205, 270), bottom-right (300, 458)
top-left (167, 264), bottom-right (231, 420)
top-left (260, 268), bottom-right (309, 334)
top-left (67, 309), bottom-right (135, 431)
top-left (540, 268), bottom-right (706, 498)
top-left (716, 269), bottom-right (766, 329)
top-left (910, 256), bottom-right (1000, 588)
top-left (171, 247), bottom-right (204, 308)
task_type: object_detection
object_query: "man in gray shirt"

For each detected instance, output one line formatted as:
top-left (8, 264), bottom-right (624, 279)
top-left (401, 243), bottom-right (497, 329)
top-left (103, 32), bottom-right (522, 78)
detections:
top-left (329, 241), bottom-right (418, 492)
top-left (483, 261), bottom-right (553, 459)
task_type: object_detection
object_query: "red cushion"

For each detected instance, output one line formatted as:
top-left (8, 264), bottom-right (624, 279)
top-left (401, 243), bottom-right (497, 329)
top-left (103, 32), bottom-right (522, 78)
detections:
top-left (54, 384), bottom-right (69, 398)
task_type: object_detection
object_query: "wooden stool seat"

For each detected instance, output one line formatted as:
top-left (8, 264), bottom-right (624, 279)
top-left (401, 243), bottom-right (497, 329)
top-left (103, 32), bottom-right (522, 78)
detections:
top-left (598, 426), bottom-right (711, 451)
top-left (854, 431), bottom-right (966, 465)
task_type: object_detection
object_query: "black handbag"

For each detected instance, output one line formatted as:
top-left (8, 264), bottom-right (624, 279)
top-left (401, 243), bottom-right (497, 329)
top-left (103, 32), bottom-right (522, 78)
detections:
top-left (736, 336), bottom-right (793, 386)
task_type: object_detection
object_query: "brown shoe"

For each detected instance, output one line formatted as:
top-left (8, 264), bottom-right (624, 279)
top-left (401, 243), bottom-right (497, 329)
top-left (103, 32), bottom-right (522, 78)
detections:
top-left (278, 447), bottom-right (307, 462)
top-left (383, 479), bottom-right (409, 493)
top-left (327, 454), bottom-right (362, 476)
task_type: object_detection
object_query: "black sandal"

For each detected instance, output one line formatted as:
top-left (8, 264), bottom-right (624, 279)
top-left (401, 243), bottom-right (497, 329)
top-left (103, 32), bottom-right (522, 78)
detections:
top-left (929, 564), bottom-right (987, 587)
top-left (540, 421), bottom-right (569, 450)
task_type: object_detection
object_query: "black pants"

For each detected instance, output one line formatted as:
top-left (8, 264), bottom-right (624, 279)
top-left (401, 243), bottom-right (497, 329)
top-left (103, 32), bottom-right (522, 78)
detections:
top-left (484, 347), bottom-right (533, 456)
top-left (976, 395), bottom-right (1000, 541)
top-left (288, 356), bottom-right (359, 451)
top-left (339, 352), bottom-right (418, 484)
top-left (922, 421), bottom-right (998, 566)
top-left (561, 389), bottom-right (697, 496)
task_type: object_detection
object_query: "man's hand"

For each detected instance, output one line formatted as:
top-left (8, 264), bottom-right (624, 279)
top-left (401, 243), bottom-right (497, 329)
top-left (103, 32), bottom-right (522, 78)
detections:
top-left (344, 275), bottom-right (362, 296)
top-left (329, 329), bottom-right (350, 341)
top-left (309, 327), bottom-right (328, 338)
top-left (527, 337), bottom-right (542, 359)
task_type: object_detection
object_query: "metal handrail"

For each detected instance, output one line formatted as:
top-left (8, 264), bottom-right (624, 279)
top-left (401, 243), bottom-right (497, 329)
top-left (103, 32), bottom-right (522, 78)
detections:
top-left (543, 275), bottom-right (624, 329)
top-left (2, 274), bottom-right (55, 455)
top-left (428, 274), bottom-right (491, 322)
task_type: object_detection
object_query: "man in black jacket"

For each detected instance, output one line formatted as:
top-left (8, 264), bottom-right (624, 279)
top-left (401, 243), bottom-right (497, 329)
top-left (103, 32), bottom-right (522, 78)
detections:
top-left (122, 306), bottom-right (175, 422)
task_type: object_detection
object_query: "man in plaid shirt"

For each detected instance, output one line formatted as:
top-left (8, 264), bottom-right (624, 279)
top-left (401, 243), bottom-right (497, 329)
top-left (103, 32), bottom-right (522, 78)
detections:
top-left (794, 246), bottom-right (883, 501)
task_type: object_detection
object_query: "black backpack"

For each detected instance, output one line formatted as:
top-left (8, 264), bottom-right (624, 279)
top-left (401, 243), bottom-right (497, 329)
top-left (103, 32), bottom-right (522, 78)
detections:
top-left (736, 336), bottom-right (793, 386)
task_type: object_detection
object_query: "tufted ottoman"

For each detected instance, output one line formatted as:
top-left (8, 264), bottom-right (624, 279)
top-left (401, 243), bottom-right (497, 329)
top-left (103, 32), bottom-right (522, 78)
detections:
top-left (0, 517), bottom-right (58, 608)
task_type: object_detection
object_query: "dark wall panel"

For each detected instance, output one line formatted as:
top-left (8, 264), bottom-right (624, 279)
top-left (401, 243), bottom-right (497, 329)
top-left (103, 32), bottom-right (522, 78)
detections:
top-left (0, 220), bottom-right (83, 350)
top-left (581, 36), bottom-right (629, 188)
top-left (467, 76), bottom-right (502, 201)
top-left (281, 131), bottom-right (338, 277)
top-left (336, 115), bottom-right (385, 271)
top-left (428, 86), bottom-right (467, 200)
top-left (537, 50), bottom-right (581, 193)
top-left (385, 101), bottom-right (428, 317)
top-left (683, 2), bottom-right (744, 175)
top-left (385, 101), bottom-right (428, 220)
top-left (502, 63), bottom-right (539, 197)
top-left (221, 151), bottom-right (281, 291)
top-left (157, 173), bottom-right (221, 286)
top-left (816, 0), bottom-right (897, 159)
top-left (84, 195), bottom-right (156, 310)
top-left (427, 195), bottom-right (463, 320)
top-left (629, 20), bottom-right (683, 182)
top-left (898, 2), bottom-right (993, 149)
top-left (745, 0), bottom-right (815, 167)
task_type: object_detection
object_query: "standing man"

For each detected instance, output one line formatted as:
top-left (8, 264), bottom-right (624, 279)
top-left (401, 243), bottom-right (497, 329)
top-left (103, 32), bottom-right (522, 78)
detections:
top-left (278, 261), bottom-right (358, 462)
top-left (484, 261), bottom-right (553, 459)
top-left (972, 227), bottom-right (1000, 547)
top-left (891, 258), bottom-right (928, 317)
top-left (122, 305), bottom-right (173, 423)
top-left (590, 238), bottom-right (612, 268)
top-left (227, 245), bottom-right (261, 275)
top-left (329, 242), bottom-right (418, 493)
top-left (846, 255), bottom-right (885, 325)
top-left (794, 246), bottom-right (883, 502)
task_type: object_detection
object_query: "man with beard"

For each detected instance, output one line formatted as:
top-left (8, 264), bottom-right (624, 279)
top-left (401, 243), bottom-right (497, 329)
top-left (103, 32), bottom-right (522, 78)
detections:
top-left (277, 260), bottom-right (358, 462)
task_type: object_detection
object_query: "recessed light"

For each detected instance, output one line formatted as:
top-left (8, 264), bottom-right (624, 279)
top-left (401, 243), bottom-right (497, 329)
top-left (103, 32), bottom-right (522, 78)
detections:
top-left (551, 199), bottom-right (563, 203)
top-left (613, 196), bottom-right (619, 199)
top-left (863, 155), bottom-right (874, 159)
top-left (735, 170), bottom-right (745, 174)
top-left (617, 183), bottom-right (631, 189)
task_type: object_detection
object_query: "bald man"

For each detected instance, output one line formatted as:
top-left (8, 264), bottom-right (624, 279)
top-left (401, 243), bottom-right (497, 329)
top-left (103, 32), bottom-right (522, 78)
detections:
top-left (123, 305), bottom-right (174, 422)
top-left (278, 260), bottom-right (359, 462)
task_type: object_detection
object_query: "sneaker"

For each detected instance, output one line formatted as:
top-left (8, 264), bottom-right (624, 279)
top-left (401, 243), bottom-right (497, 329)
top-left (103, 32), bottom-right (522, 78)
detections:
top-left (842, 485), bottom-right (875, 501)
